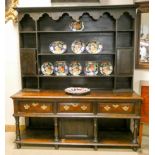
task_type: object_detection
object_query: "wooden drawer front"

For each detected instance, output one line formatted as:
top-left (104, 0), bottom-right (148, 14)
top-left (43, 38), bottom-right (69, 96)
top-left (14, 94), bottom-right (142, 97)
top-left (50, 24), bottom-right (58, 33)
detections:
top-left (98, 103), bottom-right (134, 114)
top-left (19, 102), bottom-right (53, 113)
top-left (58, 103), bottom-right (92, 113)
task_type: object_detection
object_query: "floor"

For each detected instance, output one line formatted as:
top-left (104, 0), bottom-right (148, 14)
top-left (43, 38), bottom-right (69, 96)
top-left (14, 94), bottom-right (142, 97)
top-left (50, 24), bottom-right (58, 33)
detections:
top-left (5, 132), bottom-right (149, 155)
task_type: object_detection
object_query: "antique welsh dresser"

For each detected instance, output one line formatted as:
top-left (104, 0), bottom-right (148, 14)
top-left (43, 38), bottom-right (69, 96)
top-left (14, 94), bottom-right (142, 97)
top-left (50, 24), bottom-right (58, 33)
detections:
top-left (11, 5), bottom-right (142, 151)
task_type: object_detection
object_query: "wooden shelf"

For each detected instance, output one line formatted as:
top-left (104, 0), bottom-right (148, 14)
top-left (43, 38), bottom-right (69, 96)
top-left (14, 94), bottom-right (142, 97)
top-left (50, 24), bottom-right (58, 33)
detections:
top-left (38, 51), bottom-right (115, 56)
top-left (98, 131), bottom-right (135, 146)
top-left (17, 129), bottom-right (138, 147)
top-left (20, 31), bottom-right (36, 33)
top-left (19, 129), bottom-right (54, 144)
top-left (39, 75), bottom-right (115, 78)
top-left (37, 30), bottom-right (116, 33)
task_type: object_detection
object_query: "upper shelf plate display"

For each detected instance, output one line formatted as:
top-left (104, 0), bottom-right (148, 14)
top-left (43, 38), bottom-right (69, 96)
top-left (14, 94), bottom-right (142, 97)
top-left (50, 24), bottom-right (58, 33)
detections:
top-left (100, 61), bottom-right (113, 76)
top-left (71, 40), bottom-right (85, 54)
top-left (86, 40), bottom-right (103, 54)
top-left (41, 62), bottom-right (54, 75)
top-left (49, 41), bottom-right (67, 54)
top-left (69, 21), bottom-right (84, 31)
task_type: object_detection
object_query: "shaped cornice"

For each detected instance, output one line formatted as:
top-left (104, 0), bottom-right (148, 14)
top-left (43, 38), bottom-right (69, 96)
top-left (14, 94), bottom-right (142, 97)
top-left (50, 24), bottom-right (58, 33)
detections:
top-left (18, 8), bottom-right (136, 22)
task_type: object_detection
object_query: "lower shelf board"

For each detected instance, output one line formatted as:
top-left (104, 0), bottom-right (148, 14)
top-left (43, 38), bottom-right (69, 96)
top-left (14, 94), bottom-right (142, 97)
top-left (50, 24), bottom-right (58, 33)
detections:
top-left (98, 131), bottom-right (136, 146)
top-left (16, 129), bottom-right (139, 147)
top-left (19, 129), bottom-right (54, 144)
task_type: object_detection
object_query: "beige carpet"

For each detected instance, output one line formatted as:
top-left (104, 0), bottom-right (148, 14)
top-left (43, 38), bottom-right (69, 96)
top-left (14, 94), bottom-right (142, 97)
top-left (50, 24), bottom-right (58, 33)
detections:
top-left (5, 132), bottom-right (148, 155)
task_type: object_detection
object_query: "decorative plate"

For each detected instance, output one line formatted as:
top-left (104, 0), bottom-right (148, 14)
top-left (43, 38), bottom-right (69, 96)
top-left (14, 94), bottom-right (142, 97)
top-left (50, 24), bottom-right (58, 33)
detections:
top-left (71, 40), bottom-right (85, 54)
top-left (69, 61), bottom-right (82, 76)
top-left (100, 61), bottom-right (113, 76)
top-left (84, 61), bottom-right (98, 76)
top-left (86, 40), bottom-right (103, 54)
top-left (41, 62), bottom-right (54, 75)
top-left (65, 87), bottom-right (90, 95)
top-left (69, 21), bottom-right (84, 31)
top-left (49, 41), bottom-right (67, 54)
top-left (54, 61), bottom-right (68, 76)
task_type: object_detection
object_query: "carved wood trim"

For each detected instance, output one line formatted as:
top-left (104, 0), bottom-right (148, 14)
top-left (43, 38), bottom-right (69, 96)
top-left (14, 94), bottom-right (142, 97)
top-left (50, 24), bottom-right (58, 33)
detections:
top-left (18, 9), bottom-right (136, 22)
top-left (5, 0), bottom-right (19, 23)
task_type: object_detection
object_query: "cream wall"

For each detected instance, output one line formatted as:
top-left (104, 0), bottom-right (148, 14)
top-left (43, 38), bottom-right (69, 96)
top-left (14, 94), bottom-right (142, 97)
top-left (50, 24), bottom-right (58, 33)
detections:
top-left (5, 0), bottom-right (149, 125)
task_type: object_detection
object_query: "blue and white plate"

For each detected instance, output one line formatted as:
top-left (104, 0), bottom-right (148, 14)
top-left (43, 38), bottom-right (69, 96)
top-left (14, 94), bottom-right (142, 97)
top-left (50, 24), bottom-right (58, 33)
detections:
top-left (99, 61), bottom-right (113, 76)
top-left (69, 61), bottom-right (82, 76)
top-left (86, 40), bottom-right (103, 54)
top-left (41, 62), bottom-right (54, 75)
top-left (71, 40), bottom-right (85, 54)
top-left (49, 41), bottom-right (67, 54)
top-left (54, 61), bottom-right (68, 76)
top-left (84, 61), bottom-right (98, 76)
top-left (70, 21), bottom-right (84, 31)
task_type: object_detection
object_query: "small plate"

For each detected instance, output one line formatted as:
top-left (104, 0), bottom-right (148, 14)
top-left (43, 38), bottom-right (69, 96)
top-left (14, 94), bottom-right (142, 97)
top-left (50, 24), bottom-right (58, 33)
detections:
top-left (54, 61), bottom-right (68, 76)
top-left (86, 41), bottom-right (103, 54)
top-left (70, 21), bottom-right (84, 31)
top-left (100, 61), bottom-right (113, 76)
top-left (65, 87), bottom-right (90, 95)
top-left (69, 61), bottom-right (82, 76)
top-left (41, 62), bottom-right (54, 75)
top-left (84, 61), bottom-right (98, 76)
top-left (71, 40), bottom-right (85, 54)
top-left (49, 41), bottom-right (67, 54)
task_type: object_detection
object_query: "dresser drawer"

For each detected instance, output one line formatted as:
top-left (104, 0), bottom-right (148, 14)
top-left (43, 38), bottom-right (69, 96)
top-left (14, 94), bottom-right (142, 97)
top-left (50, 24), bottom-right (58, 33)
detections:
top-left (98, 103), bottom-right (134, 114)
top-left (58, 103), bottom-right (92, 113)
top-left (18, 102), bottom-right (53, 113)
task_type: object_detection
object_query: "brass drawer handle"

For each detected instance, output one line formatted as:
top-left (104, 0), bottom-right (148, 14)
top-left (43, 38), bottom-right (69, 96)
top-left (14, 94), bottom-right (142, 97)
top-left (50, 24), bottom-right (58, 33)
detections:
top-left (32, 103), bottom-right (39, 107)
top-left (24, 104), bottom-right (30, 110)
top-left (41, 104), bottom-right (48, 110)
top-left (104, 105), bottom-right (111, 111)
top-left (81, 105), bottom-right (87, 111)
top-left (122, 106), bottom-right (129, 111)
top-left (71, 103), bottom-right (78, 107)
top-left (63, 105), bottom-right (70, 111)
top-left (112, 104), bottom-right (119, 108)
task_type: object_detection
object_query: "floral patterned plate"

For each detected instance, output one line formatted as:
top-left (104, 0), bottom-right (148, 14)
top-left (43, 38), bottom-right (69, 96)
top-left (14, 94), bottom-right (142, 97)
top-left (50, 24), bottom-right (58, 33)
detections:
top-left (49, 41), bottom-right (67, 54)
top-left (69, 61), bottom-right (82, 76)
top-left (99, 61), bottom-right (113, 76)
top-left (84, 61), bottom-right (98, 76)
top-left (65, 87), bottom-right (90, 95)
top-left (69, 21), bottom-right (84, 31)
top-left (41, 62), bottom-right (54, 75)
top-left (86, 40), bottom-right (103, 54)
top-left (54, 61), bottom-right (68, 76)
top-left (71, 40), bottom-right (85, 54)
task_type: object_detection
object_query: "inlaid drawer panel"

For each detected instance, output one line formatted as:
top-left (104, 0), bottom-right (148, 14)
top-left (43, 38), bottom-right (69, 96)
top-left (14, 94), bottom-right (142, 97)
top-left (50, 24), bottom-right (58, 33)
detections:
top-left (58, 103), bottom-right (92, 113)
top-left (18, 102), bottom-right (53, 113)
top-left (98, 103), bottom-right (134, 114)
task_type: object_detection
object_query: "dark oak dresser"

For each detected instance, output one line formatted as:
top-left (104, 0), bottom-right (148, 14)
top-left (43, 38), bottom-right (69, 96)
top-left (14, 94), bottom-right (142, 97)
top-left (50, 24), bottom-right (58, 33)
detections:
top-left (11, 5), bottom-right (142, 150)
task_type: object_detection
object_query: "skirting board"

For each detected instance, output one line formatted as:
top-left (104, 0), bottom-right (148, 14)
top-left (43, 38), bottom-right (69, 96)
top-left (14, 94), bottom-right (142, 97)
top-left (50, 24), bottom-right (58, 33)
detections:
top-left (5, 125), bottom-right (25, 132)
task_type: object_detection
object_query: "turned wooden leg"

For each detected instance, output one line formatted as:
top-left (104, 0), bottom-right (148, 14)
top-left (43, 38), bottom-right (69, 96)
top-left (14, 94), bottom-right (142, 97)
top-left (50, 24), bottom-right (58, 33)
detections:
top-left (139, 122), bottom-right (143, 147)
top-left (54, 117), bottom-right (59, 149)
top-left (132, 119), bottom-right (140, 151)
top-left (14, 116), bottom-right (21, 149)
top-left (93, 118), bottom-right (98, 150)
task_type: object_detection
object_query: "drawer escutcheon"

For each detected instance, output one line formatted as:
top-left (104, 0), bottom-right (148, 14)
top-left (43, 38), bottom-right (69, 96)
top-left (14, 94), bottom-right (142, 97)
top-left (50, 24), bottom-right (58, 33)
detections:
top-left (104, 105), bottom-right (111, 111)
top-left (112, 104), bottom-right (119, 108)
top-left (32, 103), bottom-right (39, 107)
top-left (122, 106), bottom-right (129, 111)
top-left (41, 104), bottom-right (48, 110)
top-left (81, 105), bottom-right (88, 111)
top-left (63, 105), bottom-right (70, 111)
top-left (24, 104), bottom-right (30, 110)
top-left (71, 103), bottom-right (78, 107)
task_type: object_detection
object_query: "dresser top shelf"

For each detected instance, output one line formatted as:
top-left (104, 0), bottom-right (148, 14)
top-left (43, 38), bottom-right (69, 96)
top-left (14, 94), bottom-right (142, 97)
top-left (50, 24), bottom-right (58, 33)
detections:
top-left (11, 90), bottom-right (142, 101)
